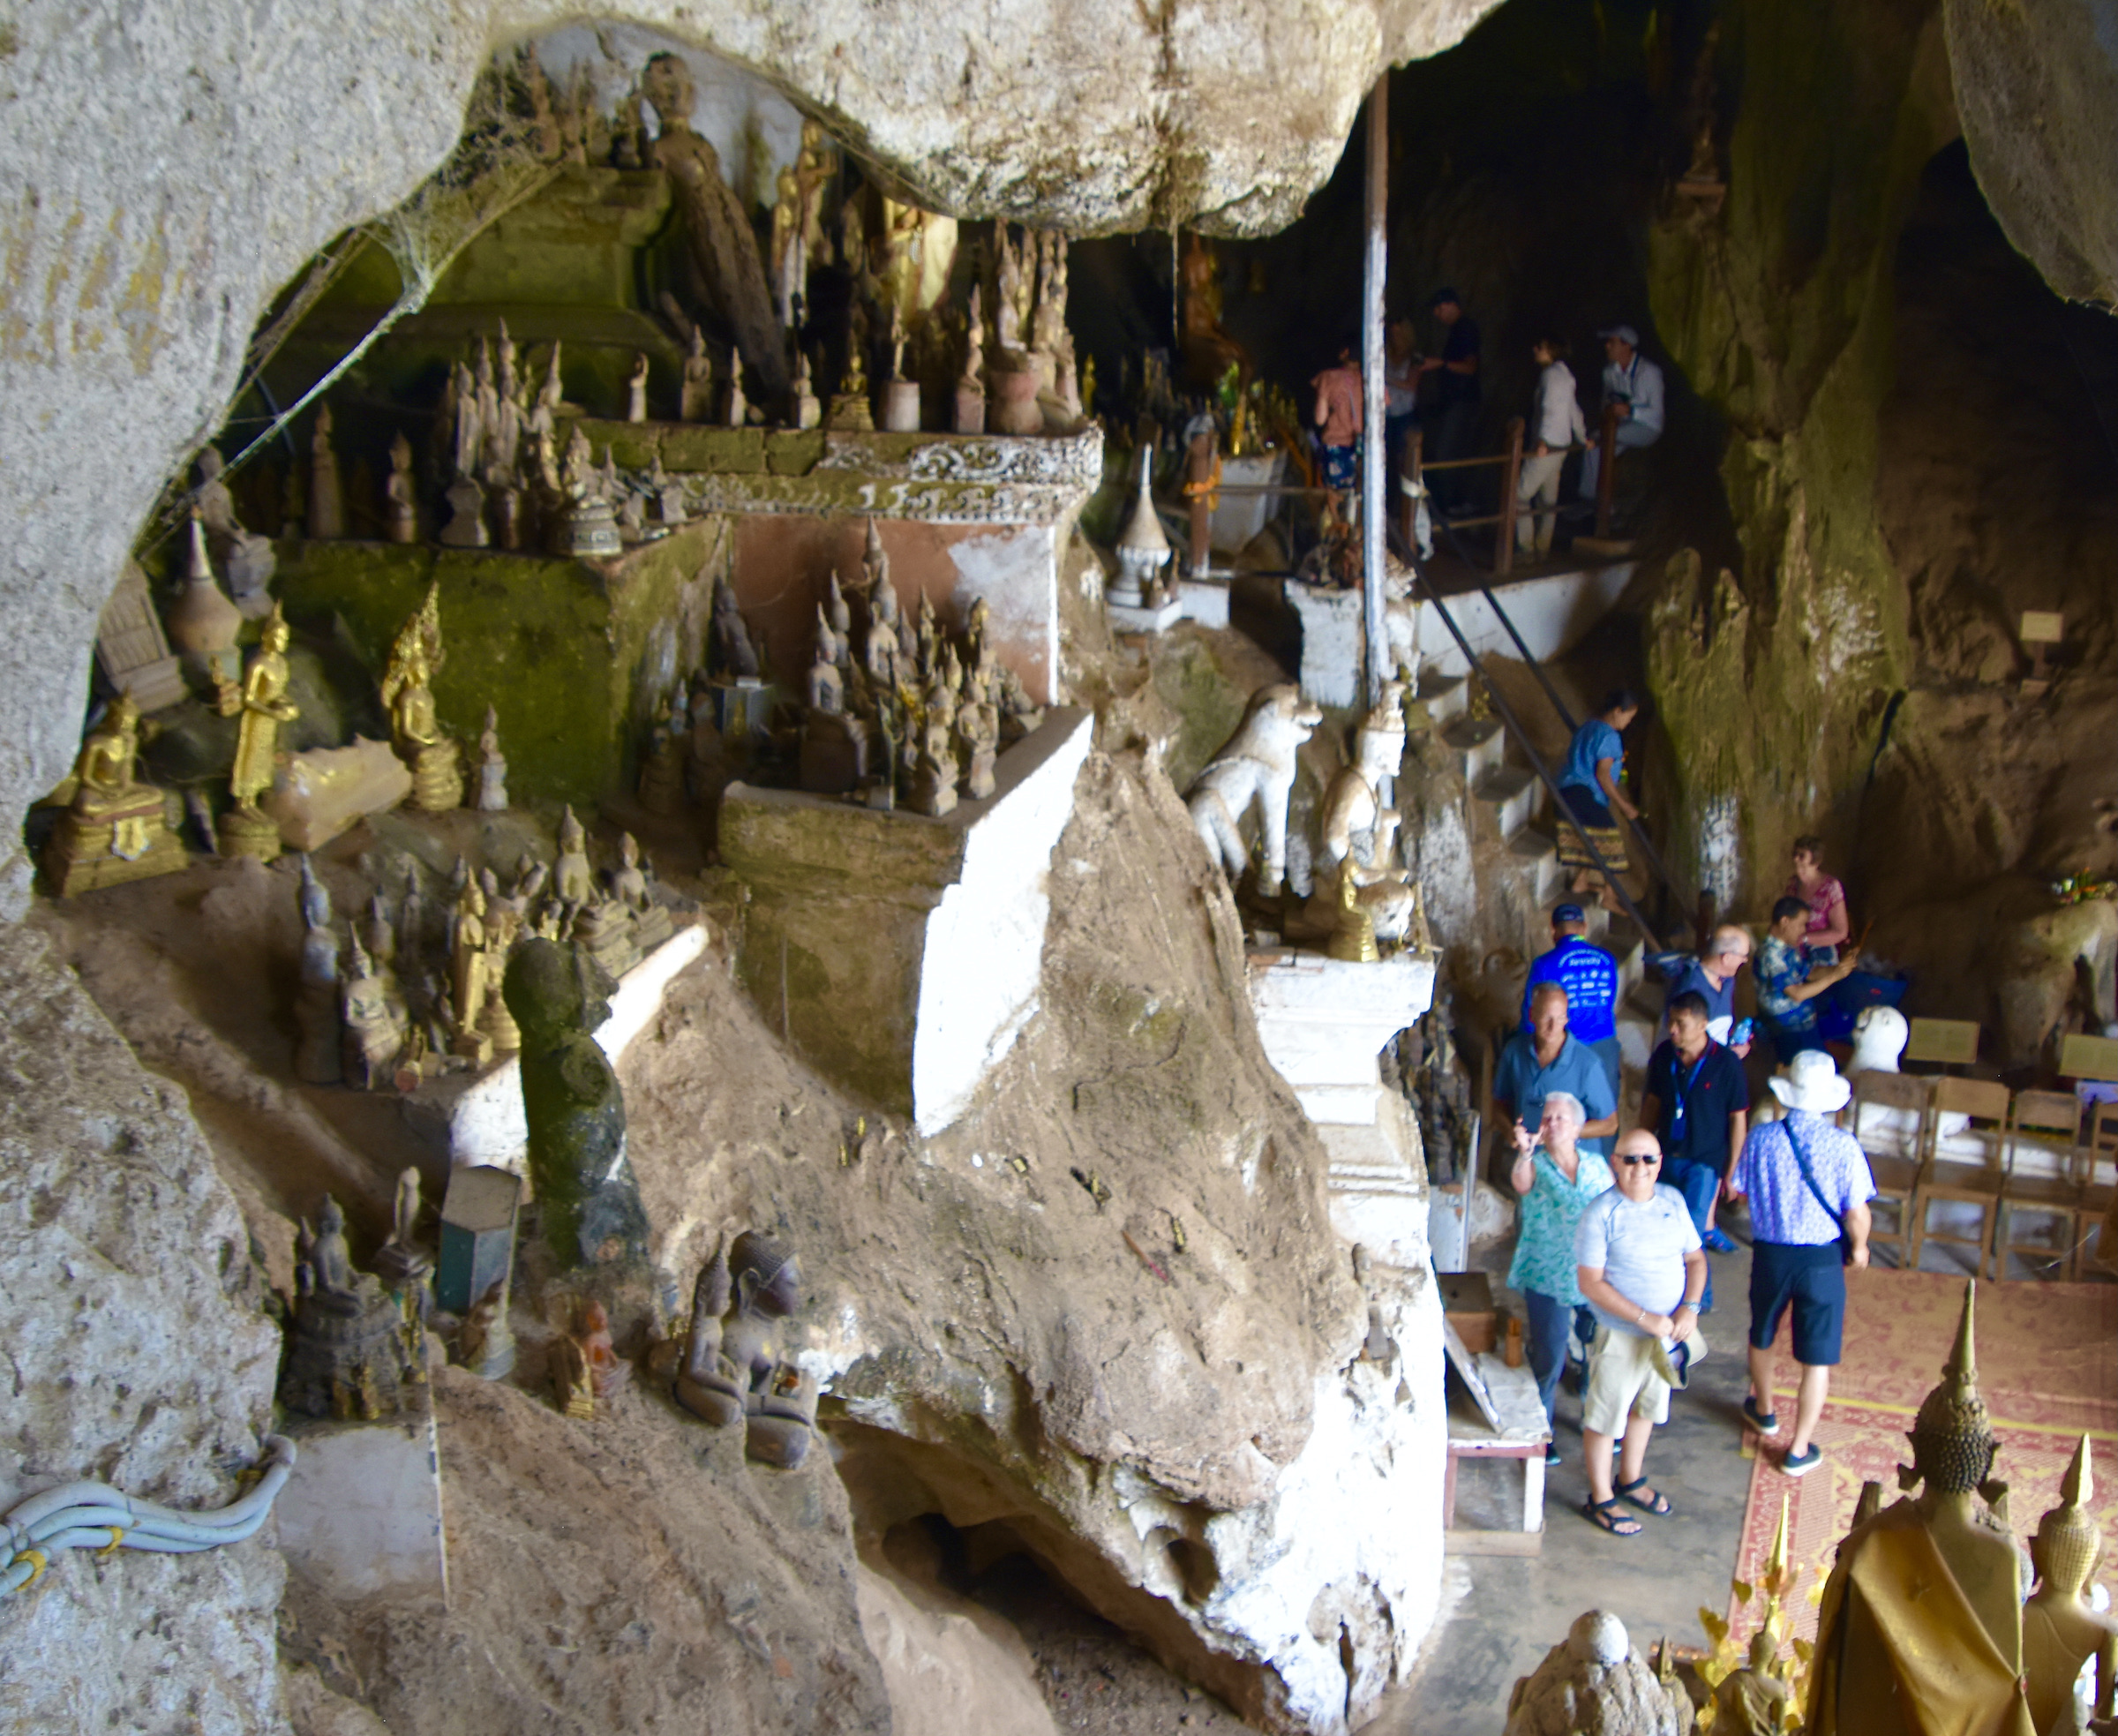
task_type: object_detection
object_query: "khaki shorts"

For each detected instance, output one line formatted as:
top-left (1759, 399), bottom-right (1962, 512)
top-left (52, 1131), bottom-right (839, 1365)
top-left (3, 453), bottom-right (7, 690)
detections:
top-left (1582, 1326), bottom-right (1671, 1435)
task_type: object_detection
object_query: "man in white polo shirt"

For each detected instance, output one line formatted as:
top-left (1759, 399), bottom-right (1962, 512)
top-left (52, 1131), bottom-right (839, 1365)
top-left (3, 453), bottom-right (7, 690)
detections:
top-left (1572, 1129), bottom-right (1706, 1537)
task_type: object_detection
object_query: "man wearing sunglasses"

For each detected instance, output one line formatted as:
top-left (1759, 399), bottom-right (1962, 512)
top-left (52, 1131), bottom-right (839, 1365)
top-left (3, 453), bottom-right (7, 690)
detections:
top-left (1572, 1131), bottom-right (1706, 1537)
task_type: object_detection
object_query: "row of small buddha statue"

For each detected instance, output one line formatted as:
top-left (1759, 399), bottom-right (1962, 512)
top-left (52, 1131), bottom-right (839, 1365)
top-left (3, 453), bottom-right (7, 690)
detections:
top-left (798, 519), bottom-right (1044, 813)
top-left (290, 803), bottom-right (674, 1095)
top-left (45, 573), bottom-right (481, 893)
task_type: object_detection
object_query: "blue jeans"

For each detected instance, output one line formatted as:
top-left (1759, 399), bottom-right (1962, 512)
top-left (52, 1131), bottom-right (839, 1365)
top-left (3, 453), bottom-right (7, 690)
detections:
top-left (1523, 1289), bottom-right (1598, 1426)
top-left (1662, 1156), bottom-right (1719, 1312)
top-left (1577, 417), bottom-right (1659, 498)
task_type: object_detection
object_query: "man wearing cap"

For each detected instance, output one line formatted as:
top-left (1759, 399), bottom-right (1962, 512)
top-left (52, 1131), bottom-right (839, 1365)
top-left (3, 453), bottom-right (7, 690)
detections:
top-left (1495, 982), bottom-right (1619, 1160)
top-left (1573, 1128), bottom-right (1707, 1537)
top-left (1726, 1050), bottom-right (1874, 1477)
top-left (1578, 325), bottom-right (1665, 501)
top-left (1417, 289), bottom-right (1481, 513)
top-left (1521, 904), bottom-right (1621, 1105)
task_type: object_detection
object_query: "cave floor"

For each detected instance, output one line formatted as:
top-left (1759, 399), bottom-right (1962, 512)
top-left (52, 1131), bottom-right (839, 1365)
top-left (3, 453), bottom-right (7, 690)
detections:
top-left (1361, 1234), bottom-right (1761, 1733)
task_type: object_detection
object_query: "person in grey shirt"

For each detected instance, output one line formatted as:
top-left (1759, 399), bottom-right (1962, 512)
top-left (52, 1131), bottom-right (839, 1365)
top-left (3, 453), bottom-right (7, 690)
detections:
top-left (1572, 1130), bottom-right (1706, 1537)
top-left (1578, 324), bottom-right (1665, 500)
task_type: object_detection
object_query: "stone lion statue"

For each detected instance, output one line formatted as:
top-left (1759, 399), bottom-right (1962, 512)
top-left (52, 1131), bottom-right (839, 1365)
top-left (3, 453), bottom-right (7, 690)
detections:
top-left (1185, 682), bottom-right (1324, 898)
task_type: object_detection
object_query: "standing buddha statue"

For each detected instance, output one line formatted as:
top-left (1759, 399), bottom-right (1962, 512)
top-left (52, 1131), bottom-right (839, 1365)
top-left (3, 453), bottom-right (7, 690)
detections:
top-left (217, 601), bottom-right (299, 860)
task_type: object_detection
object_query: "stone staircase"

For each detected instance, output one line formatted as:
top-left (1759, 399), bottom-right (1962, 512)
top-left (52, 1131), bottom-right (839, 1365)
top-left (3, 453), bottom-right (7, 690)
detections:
top-left (1416, 668), bottom-right (1654, 1057)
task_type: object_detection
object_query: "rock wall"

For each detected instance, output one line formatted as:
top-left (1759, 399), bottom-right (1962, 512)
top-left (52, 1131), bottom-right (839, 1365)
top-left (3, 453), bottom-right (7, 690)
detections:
top-left (0, 0), bottom-right (1515, 907)
top-left (1944, 0), bottom-right (2118, 307)
top-left (1641, 0), bottom-right (1958, 910)
top-left (0, 921), bottom-right (288, 1733)
top-left (621, 748), bottom-right (1442, 1733)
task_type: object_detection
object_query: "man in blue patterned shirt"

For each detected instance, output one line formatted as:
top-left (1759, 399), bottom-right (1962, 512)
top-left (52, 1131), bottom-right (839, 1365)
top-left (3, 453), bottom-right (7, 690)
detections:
top-left (1756, 898), bottom-right (1855, 1064)
top-left (1727, 1050), bottom-right (1874, 1477)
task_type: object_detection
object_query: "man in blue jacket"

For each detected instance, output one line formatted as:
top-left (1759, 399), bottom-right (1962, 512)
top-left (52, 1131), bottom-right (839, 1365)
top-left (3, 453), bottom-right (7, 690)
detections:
top-left (1522, 904), bottom-right (1620, 1102)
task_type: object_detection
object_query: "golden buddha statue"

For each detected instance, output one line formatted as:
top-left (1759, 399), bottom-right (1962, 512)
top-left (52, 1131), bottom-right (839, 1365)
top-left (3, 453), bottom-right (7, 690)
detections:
top-left (2024, 1437), bottom-right (2118, 1733)
top-left (1328, 857), bottom-right (1380, 963)
top-left (448, 878), bottom-right (492, 1063)
top-left (380, 586), bottom-right (462, 811)
top-left (216, 602), bottom-right (299, 860)
top-left (1807, 1281), bottom-right (2035, 1735)
top-left (42, 694), bottom-right (188, 896)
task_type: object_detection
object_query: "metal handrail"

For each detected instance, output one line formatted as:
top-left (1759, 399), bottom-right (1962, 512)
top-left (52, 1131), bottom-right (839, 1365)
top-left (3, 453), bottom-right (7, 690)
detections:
top-left (1421, 510), bottom-right (1708, 946)
top-left (1460, 570), bottom-right (1704, 942)
top-left (1409, 568), bottom-right (1674, 950)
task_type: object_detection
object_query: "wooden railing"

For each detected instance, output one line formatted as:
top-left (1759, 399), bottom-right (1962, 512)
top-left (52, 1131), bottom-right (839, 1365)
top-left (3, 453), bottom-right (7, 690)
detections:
top-left (1169, 397), bottom-right (1628, 581)
top-left (1400, 402), bottom-right (1626, 572)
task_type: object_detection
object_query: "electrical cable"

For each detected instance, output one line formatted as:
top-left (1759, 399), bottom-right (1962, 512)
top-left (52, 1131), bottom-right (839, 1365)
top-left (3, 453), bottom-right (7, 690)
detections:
top-left (0, 1437), bottom-right (296, 1599)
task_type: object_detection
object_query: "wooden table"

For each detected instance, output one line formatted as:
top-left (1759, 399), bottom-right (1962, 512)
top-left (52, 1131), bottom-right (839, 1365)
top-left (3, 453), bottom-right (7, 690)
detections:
top-left (1442, 1350), bottom-right (1551, 1556)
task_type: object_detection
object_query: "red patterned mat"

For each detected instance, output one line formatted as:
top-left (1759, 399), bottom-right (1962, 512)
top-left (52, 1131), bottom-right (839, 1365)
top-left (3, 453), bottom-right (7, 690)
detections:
top-left (1728, 1269), bottom-right (2118, 1652)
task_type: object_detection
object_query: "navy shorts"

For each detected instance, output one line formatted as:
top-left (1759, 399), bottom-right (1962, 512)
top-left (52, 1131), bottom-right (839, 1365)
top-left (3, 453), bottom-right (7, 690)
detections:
top-left (1748, 1240), bottom-right (1845, 1366)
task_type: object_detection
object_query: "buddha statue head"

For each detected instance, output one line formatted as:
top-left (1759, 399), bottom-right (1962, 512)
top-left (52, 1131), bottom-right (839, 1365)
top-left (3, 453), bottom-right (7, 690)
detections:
top-left (298, 853), bottom-right (332, 932)
top-left (505, 935), bottom-right (614, 1048)
top-left (1904, 1281), bottom-right (1998, 1495)
top-left (2033, 1436), bottom-right (2102, 1597)
top-left (640, 52), bottom-right (695, 137)
top-left (729, 1229), bottom-right (800, 1319)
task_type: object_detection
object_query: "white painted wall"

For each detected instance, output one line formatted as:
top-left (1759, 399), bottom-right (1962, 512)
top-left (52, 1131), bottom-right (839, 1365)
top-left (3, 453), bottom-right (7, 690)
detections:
top-left (913, 710), bottom-right (1094, 1135)
top-left (1415, 563), bottom-right (1637, 678)
top-left (276, 1407), bottom-right (449, 1606)
top-left (946, 524), bottom-right (1063, 707)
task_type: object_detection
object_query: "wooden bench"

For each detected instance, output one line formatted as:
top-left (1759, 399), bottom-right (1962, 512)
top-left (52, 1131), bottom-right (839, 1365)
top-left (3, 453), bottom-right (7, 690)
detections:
top-left (1443, 1336), bottom-right (1551, 1557)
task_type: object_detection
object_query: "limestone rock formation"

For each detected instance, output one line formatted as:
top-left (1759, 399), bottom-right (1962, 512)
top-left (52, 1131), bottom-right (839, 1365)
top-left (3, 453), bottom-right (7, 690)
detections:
top-left (0, 923), bottom-right (285, 1732)
top-left (278, 1365), bottom-right (892, 1735)
top-left (0, 0), bottom-right (1525, 893)
top-left (1504, 1611), bottom-right (1691, 1736)
top-left (1945, 0), bottom-right (2118, 306)
top-left (622, 751), bottom-right (1444, 1734)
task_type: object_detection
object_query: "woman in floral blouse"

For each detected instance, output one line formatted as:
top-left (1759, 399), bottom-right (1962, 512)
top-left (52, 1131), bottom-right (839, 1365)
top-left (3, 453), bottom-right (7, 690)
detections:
top-left (1508, 1091), bottom-right (1618, 1462)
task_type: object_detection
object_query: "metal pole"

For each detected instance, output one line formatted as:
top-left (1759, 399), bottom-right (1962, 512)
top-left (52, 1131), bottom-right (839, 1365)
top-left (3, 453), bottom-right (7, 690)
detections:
top-left (1361, 71), bottom-right (1389, 706)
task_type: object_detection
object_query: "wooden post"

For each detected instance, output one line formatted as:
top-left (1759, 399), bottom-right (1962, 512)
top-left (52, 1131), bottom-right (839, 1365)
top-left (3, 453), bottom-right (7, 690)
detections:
top-left (1494, 416), bottom-right (1523, 577)
top-left (1401, 426), bottom-right (1423, 553)
top-left (1360, 71), bottom-right (1389, 708)
top-left (1595, 402), bottom-right (1620, 541)
top-left (1186, 426), bottom-right (1214, 577)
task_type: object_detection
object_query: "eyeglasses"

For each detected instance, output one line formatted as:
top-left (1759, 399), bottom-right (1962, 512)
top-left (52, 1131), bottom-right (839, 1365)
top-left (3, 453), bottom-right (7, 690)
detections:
top-left (1618, 1154), bottom-right (1661, 1166)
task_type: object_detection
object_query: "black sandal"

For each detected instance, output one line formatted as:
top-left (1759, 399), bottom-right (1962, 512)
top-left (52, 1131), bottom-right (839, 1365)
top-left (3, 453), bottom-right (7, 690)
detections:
top-left (1582, 1498), bottom-right (1641, 1537)
top-left (1616, 1477), bottom-right (1673, 1516)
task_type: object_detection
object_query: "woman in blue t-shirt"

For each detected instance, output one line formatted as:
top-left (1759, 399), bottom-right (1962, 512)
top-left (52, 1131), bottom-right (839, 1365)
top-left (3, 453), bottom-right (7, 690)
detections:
top-left (1557, 689), bottom-right (1641, 898)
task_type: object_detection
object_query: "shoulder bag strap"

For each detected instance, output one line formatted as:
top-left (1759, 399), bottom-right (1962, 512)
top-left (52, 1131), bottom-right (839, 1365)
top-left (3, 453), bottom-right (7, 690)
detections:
top-left (1783, 1118), bottom-right (1844, 1234)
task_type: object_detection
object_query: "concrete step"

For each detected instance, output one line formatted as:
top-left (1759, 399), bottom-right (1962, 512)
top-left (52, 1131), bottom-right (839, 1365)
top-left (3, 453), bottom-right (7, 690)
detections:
top-left (1508, 826), bottom-right (1563, 905)
top-left (1438, 714), bottom-right (1506, 783)
top-left (1417, 671), bottom-right (1469, 724)
top-left (1616, 1007), bottom-right (1660, 1073)
top-left (1472, 763), bottom-right (1543, 841)
top-left (1602, 917), bottom-right (1647, 1001)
